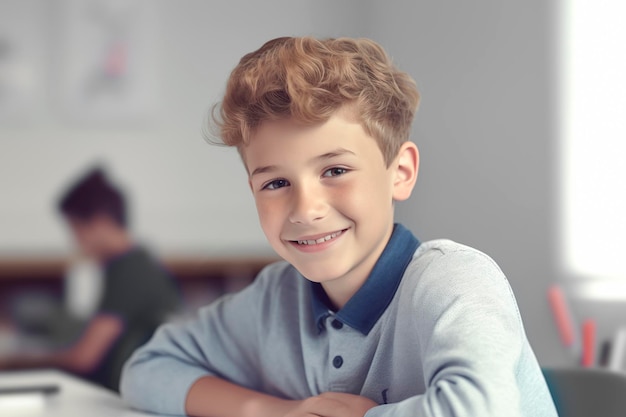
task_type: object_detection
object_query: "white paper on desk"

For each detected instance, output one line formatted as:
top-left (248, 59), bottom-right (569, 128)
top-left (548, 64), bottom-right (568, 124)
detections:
top-left (0, 392), bottom-right (46, 414)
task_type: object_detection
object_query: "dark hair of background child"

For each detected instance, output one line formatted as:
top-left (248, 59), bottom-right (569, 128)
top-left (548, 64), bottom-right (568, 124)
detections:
top-left (57, 168), bottom-right (127, 228)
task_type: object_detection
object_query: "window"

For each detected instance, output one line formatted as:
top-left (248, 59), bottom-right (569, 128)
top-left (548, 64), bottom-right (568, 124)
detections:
top-left (560, 1), bottom-right (626, 280)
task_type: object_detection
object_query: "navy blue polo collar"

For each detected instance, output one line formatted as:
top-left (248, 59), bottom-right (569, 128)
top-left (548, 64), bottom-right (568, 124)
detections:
top-left (309, 223), bottom-right (420, 335)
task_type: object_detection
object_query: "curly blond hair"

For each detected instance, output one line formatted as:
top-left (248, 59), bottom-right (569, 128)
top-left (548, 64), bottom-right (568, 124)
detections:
top-left (214, 37), bottom-right (420, 165)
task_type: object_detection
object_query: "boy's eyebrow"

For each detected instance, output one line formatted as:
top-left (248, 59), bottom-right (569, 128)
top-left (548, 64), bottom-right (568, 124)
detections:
top-left (250, 165), bottom-right (278, 177)
top-left (315, 148), bottom-right (356, 161)
top-left (249, 148), bottom-right (356, 177)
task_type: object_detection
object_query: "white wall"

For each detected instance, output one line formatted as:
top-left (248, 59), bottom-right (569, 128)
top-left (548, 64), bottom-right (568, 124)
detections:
top-left (1, 0), bottom-right (566, 365)
top-left (362, 0), bottom-right (567, 366)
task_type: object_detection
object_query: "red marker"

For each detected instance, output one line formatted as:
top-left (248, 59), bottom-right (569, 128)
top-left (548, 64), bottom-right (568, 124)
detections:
top-left (581, 319), bottom-right (596, 367)
top-left (548, 285), bottom-right (576, 347)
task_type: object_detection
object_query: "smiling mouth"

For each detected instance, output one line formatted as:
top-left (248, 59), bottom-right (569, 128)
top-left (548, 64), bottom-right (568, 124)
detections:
top-left (291, 229), bottom-right (347, 246)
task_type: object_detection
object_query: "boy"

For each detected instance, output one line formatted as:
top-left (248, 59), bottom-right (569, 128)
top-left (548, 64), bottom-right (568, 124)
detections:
top-left (121, 37), bottom-right (557, 416)
top-left (0, 168), bottom-right (181, 391)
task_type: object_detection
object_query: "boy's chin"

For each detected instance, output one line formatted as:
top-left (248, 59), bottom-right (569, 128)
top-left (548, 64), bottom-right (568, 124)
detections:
top-left (290, 261), bottom-right (349, 284)
top-left (273, 244), bottom-right (356, 283)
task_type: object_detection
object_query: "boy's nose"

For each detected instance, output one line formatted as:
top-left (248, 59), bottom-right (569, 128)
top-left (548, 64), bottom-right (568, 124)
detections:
top-left (288, 186), bottom-right (328, 224)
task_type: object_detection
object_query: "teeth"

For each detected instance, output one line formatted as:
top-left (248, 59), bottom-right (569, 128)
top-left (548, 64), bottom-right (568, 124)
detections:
top-left (296, 230), bottom-right (343, 245)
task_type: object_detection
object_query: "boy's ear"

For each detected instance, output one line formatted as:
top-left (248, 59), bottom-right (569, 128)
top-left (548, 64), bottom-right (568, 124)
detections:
top-left (392, 141), bottom-right (419, 201)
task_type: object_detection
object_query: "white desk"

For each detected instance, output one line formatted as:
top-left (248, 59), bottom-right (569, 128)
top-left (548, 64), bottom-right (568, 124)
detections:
top-left (0, 370), bottom-right (161, 417)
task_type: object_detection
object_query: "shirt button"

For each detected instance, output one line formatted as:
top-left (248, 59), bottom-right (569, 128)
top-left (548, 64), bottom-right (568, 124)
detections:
top-left (331, 319), bottom-right (343, 329)
top-left (333, 355), bottom-right (344, 369)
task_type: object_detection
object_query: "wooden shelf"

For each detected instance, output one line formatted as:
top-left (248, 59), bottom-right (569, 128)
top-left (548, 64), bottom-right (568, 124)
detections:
top-left (0, 256), bottom-right (68, 279)
top-left (0, 255), bottom-right (280, 280)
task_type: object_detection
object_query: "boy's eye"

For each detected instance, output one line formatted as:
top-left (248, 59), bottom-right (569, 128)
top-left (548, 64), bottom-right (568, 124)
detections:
top-left (322, 167), bottom-right (349, 177)
top-left (262, 179), bottom-right (290, 190)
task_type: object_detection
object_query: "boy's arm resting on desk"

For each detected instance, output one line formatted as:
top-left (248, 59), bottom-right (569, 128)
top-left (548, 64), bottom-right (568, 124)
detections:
top-left (57, 314), bottom-right (124, 373)
top-left (120, 278), bottom-right (267, 416)
top-left (0, 314), bottom-right (123, 374)
top-left (365, 249), bottom-right (546, 417)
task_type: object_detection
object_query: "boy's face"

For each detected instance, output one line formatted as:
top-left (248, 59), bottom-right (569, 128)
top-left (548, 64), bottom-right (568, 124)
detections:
top-left (245, 110), bottom-right (417, 286)
top-left (67, 215), bottom-right (111, 261)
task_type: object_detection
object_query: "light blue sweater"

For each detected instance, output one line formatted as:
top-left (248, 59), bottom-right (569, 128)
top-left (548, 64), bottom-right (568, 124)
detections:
top-left (121, 225), bottom-right (557, 417)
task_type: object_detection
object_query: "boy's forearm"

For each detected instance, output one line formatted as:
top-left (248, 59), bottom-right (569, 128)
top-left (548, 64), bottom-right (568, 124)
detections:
top-left (0, 351), bottom-right (80, 373)
top-left (185, 376), bottom-right (294, 417)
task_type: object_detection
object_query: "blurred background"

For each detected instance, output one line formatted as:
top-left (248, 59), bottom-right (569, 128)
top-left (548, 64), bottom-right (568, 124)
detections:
top-left (1, 0), bottom-right (625, 374)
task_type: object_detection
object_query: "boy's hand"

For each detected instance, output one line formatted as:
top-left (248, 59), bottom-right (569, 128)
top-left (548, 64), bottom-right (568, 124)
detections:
top-left (282, 392), bottom-right (377, 417)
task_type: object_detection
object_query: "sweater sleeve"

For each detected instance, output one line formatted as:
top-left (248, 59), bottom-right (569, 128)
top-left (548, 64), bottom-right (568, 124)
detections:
top-left (365, 248), bottom-right (549, 417)
top-left (119, 266), bottom-right (271, 416)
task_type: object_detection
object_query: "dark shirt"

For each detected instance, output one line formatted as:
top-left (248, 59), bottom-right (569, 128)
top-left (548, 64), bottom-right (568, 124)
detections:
top-left (89, 247), bottom-right (181, 391)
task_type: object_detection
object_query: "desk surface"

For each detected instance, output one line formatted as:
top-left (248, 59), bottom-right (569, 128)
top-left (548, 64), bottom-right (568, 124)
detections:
top-left (0, 370), bottom-right (160, 417)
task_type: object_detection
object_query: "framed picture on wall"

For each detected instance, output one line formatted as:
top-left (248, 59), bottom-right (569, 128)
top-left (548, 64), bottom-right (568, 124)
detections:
top-left (55, 0), bottom-right (159, 123)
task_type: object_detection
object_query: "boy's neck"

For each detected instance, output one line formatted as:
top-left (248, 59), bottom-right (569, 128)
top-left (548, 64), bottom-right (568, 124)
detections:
top-left (320, 223), bottom-right (395, 310)
top-left (321, 277), bottom-right (364, 311)
top-left (98, 229), bottom-right (135, 263)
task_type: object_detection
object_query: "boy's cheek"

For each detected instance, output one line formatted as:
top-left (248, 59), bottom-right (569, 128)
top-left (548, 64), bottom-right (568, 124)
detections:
top-left (253, 196), bottom-right (274, 219)
top-left (330, 181), bottom-right (384, 213)
top-left (255, 202), bottom-right (283, 238)
top-left (254, 198), bottom-right (276, 219)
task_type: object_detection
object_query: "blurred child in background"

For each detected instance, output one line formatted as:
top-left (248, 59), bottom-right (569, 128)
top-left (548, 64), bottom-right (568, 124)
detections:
top-left (0, 167), bottom-right (181, 391)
